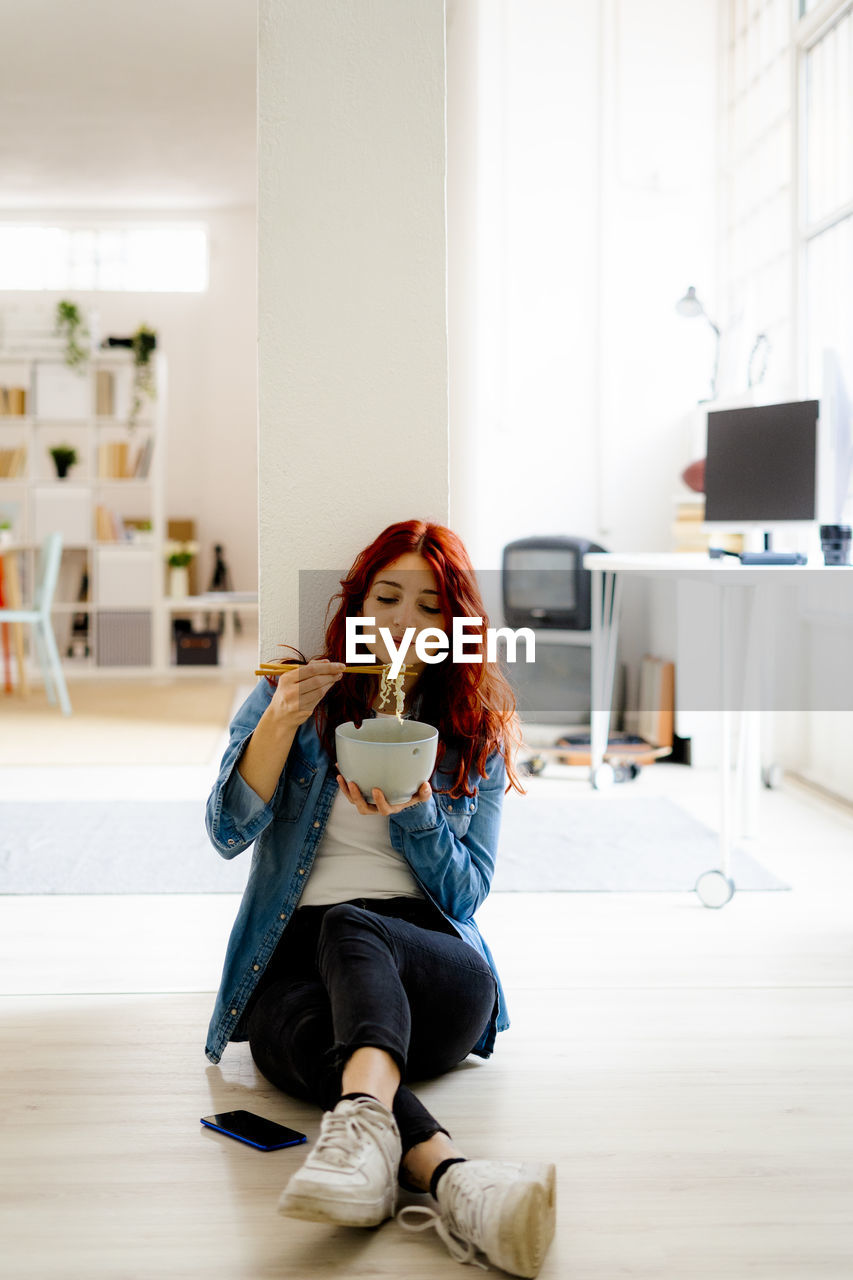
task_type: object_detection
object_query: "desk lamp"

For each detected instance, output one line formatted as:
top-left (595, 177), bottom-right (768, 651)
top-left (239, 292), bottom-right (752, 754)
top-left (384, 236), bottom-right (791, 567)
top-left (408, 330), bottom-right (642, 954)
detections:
top-left (676, 286), bottom-right (721, 402)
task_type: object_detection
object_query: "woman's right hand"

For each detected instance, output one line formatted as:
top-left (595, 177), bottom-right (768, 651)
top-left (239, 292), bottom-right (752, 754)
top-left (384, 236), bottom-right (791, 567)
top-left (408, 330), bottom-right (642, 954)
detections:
top-left (268, 658), bottom-right (346, 728)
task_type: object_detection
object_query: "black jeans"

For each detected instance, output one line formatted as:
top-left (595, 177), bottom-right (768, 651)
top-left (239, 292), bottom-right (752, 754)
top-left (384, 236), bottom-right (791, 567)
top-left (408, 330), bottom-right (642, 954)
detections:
top-left (246, 898), bottom-right (497, 1155)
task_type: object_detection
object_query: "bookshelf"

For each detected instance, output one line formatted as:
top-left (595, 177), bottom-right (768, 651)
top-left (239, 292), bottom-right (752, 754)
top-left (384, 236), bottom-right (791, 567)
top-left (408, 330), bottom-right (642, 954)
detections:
top-left (0, 350), bottom-right (168, 672)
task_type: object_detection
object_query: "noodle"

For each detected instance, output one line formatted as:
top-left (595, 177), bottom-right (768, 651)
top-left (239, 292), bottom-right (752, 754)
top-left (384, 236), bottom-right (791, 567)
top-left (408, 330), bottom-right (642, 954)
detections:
top-left (377, 663), bottom-right (407, 722)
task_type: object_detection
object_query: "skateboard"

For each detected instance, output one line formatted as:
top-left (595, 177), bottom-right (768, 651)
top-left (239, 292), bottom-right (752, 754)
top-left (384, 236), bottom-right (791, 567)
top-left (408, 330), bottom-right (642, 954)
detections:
top-left (521, 732), bottom-right (672, 784)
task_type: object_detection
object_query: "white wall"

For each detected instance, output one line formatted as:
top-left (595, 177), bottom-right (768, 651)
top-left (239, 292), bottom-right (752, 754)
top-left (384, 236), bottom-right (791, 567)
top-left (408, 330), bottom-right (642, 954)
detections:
top-left (447, 0), bottom-right (719, 734)
top-left (168, 207), bottom-right (257, 595)
top-left (257, 0), bottom-right (449, 660)
top-left (448, 0), bottom-right (719, 576)
top-left (0, 206), bottom-right (258, 595)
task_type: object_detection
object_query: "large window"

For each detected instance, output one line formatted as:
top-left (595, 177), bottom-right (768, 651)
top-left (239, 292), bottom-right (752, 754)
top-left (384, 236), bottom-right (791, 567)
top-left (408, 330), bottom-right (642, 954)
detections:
top-left (719, 0), bottom-right (795, 396)
top-left (720, 0), bottom-right (853, 420)
top-left (801, 2), bottom-right (853, 398)
top-left (0, 224), bottom-right (208, 292)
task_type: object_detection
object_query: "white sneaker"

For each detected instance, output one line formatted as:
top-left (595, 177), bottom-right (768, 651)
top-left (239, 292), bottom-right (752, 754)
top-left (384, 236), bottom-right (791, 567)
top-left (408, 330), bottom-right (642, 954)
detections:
top-left (397, 1159), bottom-right (556, 1277)
top-left (277, 1096), bottom-right (401, 1227)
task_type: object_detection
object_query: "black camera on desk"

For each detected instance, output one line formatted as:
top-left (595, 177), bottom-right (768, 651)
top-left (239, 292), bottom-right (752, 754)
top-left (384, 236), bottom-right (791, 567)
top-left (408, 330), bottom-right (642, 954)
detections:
top-left (173, 618), bottom-right (219, 666)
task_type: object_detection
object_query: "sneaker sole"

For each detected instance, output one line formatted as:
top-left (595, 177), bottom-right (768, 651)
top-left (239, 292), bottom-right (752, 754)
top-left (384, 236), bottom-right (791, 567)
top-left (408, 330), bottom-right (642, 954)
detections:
top-left (494, 1161), bottom-right (557, 1279)
top-left (277, 1185), bottom-right (397, 1229)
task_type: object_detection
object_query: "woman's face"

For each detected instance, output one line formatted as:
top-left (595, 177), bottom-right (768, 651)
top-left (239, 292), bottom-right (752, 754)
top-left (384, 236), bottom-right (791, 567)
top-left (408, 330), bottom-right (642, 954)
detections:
top-left (360, 552), bottom-right (449, 675)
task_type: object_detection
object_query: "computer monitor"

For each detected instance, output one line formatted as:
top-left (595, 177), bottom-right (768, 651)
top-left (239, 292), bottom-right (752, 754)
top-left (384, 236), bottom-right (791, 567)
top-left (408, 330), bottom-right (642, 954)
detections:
top-left (704, 400), bottom-right (820, 530)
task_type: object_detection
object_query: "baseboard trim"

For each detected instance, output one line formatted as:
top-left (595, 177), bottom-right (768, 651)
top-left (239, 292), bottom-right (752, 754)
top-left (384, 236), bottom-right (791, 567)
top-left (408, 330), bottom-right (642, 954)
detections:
top-left (787, 771), bottom-right (853, 817)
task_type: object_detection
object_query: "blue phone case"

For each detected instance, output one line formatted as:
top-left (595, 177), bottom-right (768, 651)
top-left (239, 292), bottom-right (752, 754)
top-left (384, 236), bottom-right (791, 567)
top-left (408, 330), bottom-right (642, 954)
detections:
top-left (200, 1113), bottom-right (307, 1151)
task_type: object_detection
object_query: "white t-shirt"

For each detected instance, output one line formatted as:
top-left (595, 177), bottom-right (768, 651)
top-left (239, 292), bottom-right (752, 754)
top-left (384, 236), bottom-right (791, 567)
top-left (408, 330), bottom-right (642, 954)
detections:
top-left (297, 714), bottom-right (426, 907)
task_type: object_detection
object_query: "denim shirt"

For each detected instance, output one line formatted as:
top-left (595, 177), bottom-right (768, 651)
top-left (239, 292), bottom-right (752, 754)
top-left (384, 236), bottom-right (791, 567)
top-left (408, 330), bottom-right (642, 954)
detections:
top-left (204, 678), bottom-right (510, 1065)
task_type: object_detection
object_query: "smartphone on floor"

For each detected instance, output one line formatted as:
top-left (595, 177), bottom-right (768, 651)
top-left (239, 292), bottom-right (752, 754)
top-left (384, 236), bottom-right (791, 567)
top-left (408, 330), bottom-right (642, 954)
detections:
top-left (200, 1110), bottom-right (307, 1151)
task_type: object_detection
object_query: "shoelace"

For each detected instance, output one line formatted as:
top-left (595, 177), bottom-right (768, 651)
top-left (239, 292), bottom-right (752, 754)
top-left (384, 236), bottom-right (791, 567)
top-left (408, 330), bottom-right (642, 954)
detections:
top-left (396, 1205), bottom-right (489, 1271)
top-left (312, 1107), bottom-right (378, 1168)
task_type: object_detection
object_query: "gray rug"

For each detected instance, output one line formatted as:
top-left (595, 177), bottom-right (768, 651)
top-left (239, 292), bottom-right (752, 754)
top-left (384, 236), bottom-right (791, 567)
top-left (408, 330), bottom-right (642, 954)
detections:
top-left (0, 795), bottom-right (788, 894)
top-left (0, 802), bottom-right (249, 895)
top-left (492, 793), bottom-right (789, 892)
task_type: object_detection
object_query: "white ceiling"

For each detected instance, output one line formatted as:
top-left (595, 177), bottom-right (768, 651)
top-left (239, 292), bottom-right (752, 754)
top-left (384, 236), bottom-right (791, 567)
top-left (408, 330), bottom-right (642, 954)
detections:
top-left (0, 0), bottom-right (256, 211)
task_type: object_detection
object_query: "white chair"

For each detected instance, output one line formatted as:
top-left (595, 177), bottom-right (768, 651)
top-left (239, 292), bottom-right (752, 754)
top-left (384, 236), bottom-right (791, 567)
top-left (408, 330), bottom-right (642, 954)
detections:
top-left (0, 532), bottom-right (71, 715)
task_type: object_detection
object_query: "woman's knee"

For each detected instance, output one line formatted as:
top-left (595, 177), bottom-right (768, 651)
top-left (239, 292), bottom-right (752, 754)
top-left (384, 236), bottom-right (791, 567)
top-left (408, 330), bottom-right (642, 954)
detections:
top-left (316, 902), bottom-right (390, 966)
top-left (315, 906), bottom-right (361, 936)
top-left (317, 901), bottom-right (370, 939)
top-left (406, 971), bottom-right (497, 1080)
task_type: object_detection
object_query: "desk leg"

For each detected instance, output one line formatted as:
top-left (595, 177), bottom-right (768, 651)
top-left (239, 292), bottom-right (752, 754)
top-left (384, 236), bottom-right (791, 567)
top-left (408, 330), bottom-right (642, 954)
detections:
top-left (756, 586), bottom-right (782, 790)
top-left (738, 709), bottom-right (761, 844)
top-left (720, 720), bottom-right (733, 879)
top-left (590, 569), bottom-right (621, 789)
top-left (737, 585), bottom-right (762, 845)
top-left (719, 584), bottom-right (736, 880)
top-left (696, 583), bottom-right (737, 907)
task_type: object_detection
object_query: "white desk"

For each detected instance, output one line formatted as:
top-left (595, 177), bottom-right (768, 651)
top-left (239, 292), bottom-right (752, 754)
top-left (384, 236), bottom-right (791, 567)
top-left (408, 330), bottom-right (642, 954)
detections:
top-left (583, 552), bottom-right (853, 906)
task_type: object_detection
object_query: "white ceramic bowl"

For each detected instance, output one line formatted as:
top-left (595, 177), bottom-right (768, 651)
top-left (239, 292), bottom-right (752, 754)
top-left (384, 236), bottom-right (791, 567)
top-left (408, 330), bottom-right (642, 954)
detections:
top-left (335, 719), bottom-right (439, 805)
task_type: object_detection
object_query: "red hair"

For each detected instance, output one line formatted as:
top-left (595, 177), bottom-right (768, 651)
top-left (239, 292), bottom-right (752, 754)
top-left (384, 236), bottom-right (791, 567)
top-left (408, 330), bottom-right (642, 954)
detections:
top-left (281, 520), bottom-right (524, 797)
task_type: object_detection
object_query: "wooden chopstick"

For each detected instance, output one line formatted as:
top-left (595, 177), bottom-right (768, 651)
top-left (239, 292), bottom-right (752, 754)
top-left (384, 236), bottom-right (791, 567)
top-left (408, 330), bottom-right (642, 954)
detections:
top-left (255, 661), bottom-right (392, 677)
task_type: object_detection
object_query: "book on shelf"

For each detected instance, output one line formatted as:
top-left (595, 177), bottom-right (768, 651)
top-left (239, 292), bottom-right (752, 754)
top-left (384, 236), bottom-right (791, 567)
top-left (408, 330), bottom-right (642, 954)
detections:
top-left (0, 445), bottom-right (27, 477)
top-left (0, 386), bottom-right (28, 415)
top-left (95, 369), bottom-right (115, 417)
top-left (132, 436), bottom-right (154, 478)
top-left (97, 440), bottom-right (131, 478)
top-left (637, 655), bottom-right (675, 748)
top-left (94, 438), bottom-right (152, 479)
top-left (95, 504), bottom-right (128, 542)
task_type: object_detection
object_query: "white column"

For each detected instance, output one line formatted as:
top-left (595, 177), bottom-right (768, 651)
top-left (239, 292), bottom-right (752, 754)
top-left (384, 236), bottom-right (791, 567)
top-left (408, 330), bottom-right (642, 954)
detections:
top-left (258, 0), bottom-right (449, 657)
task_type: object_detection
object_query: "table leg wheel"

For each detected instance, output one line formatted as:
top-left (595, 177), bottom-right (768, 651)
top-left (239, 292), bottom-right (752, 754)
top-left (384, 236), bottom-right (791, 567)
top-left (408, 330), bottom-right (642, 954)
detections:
top-left (694, 869), bottom-right (735, 909)
top-left (592, 763), bottom-right (615, 790)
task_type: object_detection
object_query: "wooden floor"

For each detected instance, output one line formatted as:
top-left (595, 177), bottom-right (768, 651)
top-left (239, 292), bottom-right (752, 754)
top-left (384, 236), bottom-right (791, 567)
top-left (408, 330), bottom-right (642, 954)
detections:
top-left (1, 757), bottom-right (852, 1278)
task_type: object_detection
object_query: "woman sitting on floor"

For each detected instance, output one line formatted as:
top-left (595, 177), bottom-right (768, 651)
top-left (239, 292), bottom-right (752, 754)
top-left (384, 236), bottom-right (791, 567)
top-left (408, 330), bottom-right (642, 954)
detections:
top-left (205, 519), bottom-right (556, 1278)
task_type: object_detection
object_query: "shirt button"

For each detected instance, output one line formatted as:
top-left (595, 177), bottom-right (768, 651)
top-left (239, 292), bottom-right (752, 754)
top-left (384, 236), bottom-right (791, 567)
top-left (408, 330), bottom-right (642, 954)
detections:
top-left (253, 964), bottom-right (260, 971)
top-left (280, 913), bottom-right (286, 920)
top-left (313, 821), bottom-right (320, 828)
top-left (230, 1008), bottom-right (238, 1016)
top-left (298, 868), bottom-right (305, 875)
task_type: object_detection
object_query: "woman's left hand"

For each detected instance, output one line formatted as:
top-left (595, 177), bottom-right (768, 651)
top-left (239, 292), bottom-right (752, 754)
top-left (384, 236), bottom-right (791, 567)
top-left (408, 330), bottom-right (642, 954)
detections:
top-left (336, 775), bottom-right (431, 816)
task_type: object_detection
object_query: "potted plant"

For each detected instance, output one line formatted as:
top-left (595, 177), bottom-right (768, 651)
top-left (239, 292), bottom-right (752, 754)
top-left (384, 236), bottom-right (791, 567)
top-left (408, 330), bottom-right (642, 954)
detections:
top-left (49, 445), bottom-right (78, 480)
top-left (0, 519), bottom-right (12, 550)
top-left (165, 539), bottom-right (197, 598)
top-left (129, 325), bottom-right (157, 428)
top-left (55, 301), bottom-right (89, 371)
